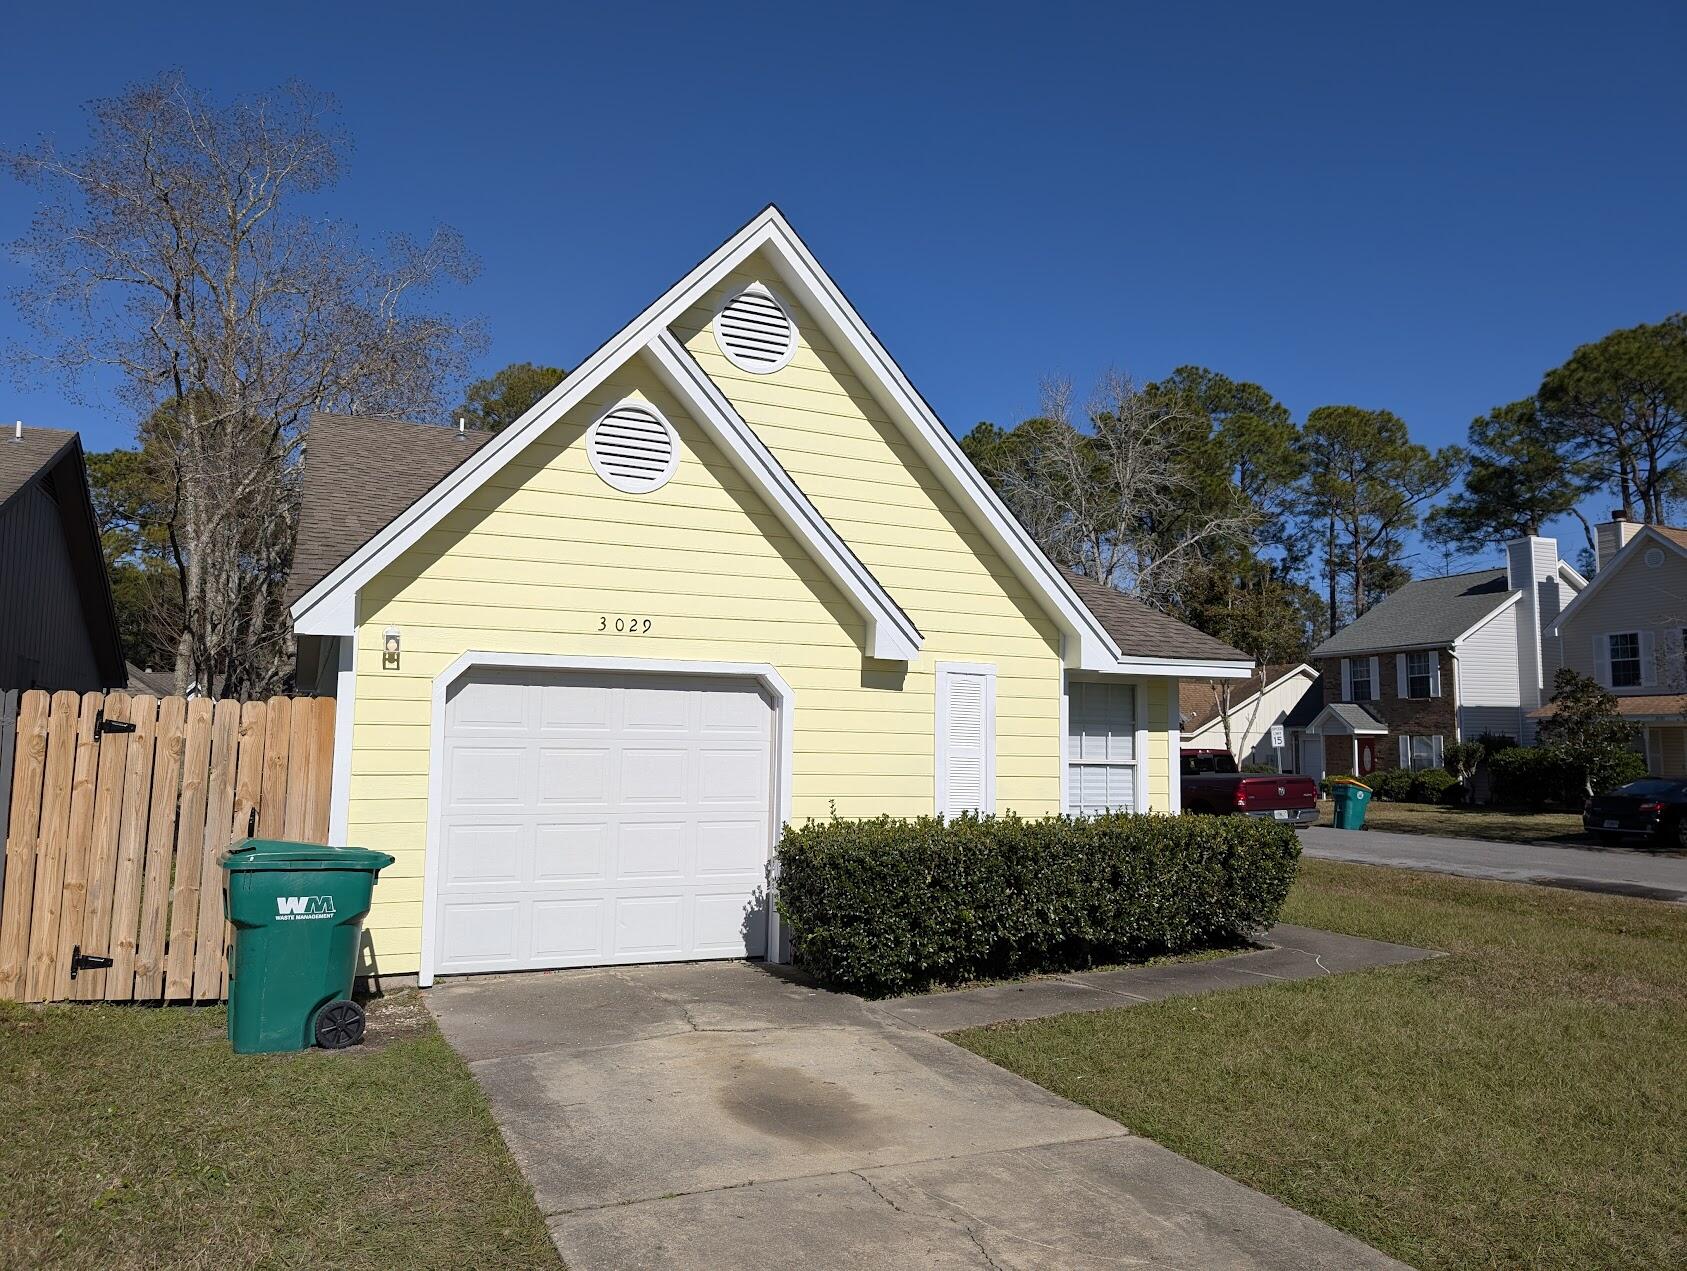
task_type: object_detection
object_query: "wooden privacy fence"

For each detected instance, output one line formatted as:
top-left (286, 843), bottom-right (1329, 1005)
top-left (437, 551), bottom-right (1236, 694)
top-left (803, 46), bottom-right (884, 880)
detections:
top-left (0, 690), bottom-right (335, 1004)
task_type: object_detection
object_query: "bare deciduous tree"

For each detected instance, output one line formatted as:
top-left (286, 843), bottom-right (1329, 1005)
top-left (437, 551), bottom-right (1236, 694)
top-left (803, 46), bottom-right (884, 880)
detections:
top-left (5, 73), bottom-right (483, 697)
top-left (988, 372), bottom-right (1256, 610)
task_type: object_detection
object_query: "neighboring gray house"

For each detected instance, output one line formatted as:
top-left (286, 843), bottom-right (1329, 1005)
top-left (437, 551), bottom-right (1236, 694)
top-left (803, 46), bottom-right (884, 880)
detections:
top-left (0, 425), bottom-right (125, 691)
top-left (1299, 536), bottom-right (1584, 779)
top-left (1542, 517), bottom-right (1687, 776)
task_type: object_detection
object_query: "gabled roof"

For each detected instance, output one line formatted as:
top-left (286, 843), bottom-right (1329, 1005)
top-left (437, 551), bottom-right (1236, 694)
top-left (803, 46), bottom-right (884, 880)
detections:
top-left (1282, 674), bottom-right (1325, 728)
top-left (1548, 524), bottom-right (1687, 634)
top-left (288, 206), bottom-right (1251, 677)
top-left (1311, 569), bottom-right (1516, 657)
top-left (1179, 661), bottom-right (1315, 731)
top-left (1308, 701), bottom-right (1388, 734)
top-left (1060, 571), bottom-right (1251, 667)
top-left (0, 426), bottom-right (125, 686)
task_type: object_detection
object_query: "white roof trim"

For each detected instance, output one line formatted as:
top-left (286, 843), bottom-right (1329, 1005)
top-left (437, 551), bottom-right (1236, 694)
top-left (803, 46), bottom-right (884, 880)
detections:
top-left (1547, 525), bottom-right (1685, 634)
top-left (288, 205), bottom-right (1160, 672)
top-left (645, 331), bottom-right (920, 661)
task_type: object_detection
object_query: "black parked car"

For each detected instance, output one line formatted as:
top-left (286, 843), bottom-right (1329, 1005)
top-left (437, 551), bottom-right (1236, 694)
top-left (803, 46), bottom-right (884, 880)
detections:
top-left (1583, 778), bottom-right (1687, 847)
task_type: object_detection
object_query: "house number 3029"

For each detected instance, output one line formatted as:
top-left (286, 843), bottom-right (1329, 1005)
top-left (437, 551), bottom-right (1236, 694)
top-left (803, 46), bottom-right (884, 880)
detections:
top-left (599, 616), bottom-right (653, 634)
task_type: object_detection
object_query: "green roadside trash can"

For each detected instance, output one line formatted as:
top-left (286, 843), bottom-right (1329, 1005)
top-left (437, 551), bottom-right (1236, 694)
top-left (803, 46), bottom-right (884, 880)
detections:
top-left (1329, 779), bottom-right (1372, 830)
top-left (219, 838), bottom-right (395, 1054)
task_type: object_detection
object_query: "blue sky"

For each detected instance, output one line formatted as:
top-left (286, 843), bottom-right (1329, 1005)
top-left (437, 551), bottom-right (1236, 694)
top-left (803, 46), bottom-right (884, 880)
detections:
top-left (4, 1), bottom-right (1685, 571)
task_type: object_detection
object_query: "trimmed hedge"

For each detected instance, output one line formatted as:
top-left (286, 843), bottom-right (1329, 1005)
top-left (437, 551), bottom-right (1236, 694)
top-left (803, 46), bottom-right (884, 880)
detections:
top-left (1488, 744), bottom-right (1648, 807)
top-left (774, 813), bottom-right (1300, 998)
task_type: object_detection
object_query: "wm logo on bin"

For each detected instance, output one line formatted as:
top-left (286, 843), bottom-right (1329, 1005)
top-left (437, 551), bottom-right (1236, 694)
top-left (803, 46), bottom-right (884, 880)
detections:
top-left (275, 895), bottom-right (336, 920)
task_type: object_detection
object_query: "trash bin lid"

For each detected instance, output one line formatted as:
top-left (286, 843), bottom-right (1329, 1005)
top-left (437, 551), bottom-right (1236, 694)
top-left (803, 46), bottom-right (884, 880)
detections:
top-left (218, 838), bottom-right (396, 872)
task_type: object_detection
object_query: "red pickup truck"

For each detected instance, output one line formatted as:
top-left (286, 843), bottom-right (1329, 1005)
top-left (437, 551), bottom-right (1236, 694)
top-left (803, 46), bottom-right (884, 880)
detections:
top-left (1180, 750), bottom-right (1319, 826)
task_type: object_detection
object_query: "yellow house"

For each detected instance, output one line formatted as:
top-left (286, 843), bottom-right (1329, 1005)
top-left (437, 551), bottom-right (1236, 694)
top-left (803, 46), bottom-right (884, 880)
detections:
top-left (287, 207), bottom-right (1251, 984)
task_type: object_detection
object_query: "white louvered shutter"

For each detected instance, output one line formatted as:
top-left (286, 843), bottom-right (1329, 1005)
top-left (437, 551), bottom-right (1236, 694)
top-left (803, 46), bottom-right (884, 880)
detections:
top-left (1369, 656), bottom-right (1382, 701)
top-left (938, 666), bottom-right (995, 816)
top-left (714, 284), bottom-right (798, 374)
top-left (1594, 635), bottom-right (1611, 687)
top-left (1396, 654), bottom-right (1408, 698)
top-left (586, 403), bottom-right (679, 493)
top-left (1430, 657), bottom-right (1442, 698)
top-left (1341, 659), bottom-right (1352, 701)
top-left (1641, 631), bottom-right (1657, 686)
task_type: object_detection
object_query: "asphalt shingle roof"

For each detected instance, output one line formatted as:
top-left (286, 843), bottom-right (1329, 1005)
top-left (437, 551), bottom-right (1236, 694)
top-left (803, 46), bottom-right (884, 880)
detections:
top-left (1321, 701), bottom-right (1388, 732)
top-left (0, 425), bottom-right (78, 511)
top-left (1060, 570), bottom-right (1250, 664)
top-left (1311, 569), bottom-right (1515, 657)
top-left (286, 414), bottom-right (494, 607)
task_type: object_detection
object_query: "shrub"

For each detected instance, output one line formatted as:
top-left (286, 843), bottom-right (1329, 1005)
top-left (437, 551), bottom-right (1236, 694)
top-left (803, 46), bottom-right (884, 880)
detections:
top-left (1487, 744), bottom-right (1649, 807)
top-left (774, 812), bottom-right (1301, 998)
top-left (1410, 768), bottom-right (1459, 804)
top-left (1367, 768), bottom-right (1415, 802)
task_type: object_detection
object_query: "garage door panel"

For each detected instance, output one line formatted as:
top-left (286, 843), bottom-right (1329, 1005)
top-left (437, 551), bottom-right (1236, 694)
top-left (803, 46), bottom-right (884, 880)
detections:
top-left (695, 820), bottom-right (766, 876)
top-left (695, 891), bottom-right (766, 956)
top-left (622, 685), bottom-right (693, 732)
top-left (447, 745), bottom-right (527, 806)
top-left (531, 898), bottom-right (608, 959)
top-left (443, 822), bottom-right (525, 887)
top-left (538, 746), bottom-right (612, 805)
top-left (619, 747), bottom-right (690, 802)
top-left (614, 895), bottom-right (686, 957)
top-left (617, 819), bottom-right (689, 880)
top-left (698, 748), bottom-right (768, 802)
top-left (535, 822), bottom-right (609, 882)
top-left (442, 900), bottom-right (523, 963)
top-left (539, 681), bottom-right (613, 730)
top-left (449, 678), bottom-right (528, 730)
top-left (437, 670), bottom-right (774, 975)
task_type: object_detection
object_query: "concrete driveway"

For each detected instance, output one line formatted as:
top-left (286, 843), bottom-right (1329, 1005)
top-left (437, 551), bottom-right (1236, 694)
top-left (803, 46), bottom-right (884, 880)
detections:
top-left (429, 961), bottom-right (1404, 1269)
top-left (1300, 825), bottom-right (1687, 902)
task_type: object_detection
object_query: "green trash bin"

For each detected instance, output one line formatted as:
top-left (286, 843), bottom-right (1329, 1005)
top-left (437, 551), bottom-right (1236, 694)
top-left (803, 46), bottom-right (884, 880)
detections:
top-left (219, 838), bottom-right (395, 1054)
top-left (1329, 779), bottom-right (1372, 830)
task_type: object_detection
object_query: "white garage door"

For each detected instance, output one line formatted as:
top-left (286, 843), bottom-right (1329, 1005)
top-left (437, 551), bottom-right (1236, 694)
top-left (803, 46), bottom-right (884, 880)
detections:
top-left (436, 669), bottom-right (775, 975)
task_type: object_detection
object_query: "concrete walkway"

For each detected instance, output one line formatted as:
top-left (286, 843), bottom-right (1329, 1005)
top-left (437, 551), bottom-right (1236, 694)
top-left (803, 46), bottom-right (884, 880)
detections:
top-left (429, 952), bottom-right (1411, 1270)
top-left (872, 924), bottom-right (1437, 1032)
top-left (1300, 825), bottom-right (1687, 902)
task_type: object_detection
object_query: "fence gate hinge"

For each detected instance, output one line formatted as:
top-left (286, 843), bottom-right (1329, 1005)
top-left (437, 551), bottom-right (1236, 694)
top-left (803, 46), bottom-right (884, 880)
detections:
top-left (94, 709), bottom-right (137, 737)
top-left (69, 945), bottom-right (114, 980)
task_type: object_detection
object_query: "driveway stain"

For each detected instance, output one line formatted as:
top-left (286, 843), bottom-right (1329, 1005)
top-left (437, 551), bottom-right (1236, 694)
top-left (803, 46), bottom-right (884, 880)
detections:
top-left (718, 1058), bottom-right (887, 1150)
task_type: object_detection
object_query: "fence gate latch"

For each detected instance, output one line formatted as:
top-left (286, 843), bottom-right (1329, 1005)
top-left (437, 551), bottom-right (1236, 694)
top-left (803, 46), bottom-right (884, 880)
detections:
top-left (69, 945), bottom-right (114, 980)
top-left (94, 710), bottom-right (137, 737)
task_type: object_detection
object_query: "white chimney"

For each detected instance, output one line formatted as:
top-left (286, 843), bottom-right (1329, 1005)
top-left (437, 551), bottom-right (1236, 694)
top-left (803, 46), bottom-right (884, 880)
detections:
top-left (1595, 512), bottom-right (1641, 572)
top-left (1507, 535), bottom-right (1561, 714)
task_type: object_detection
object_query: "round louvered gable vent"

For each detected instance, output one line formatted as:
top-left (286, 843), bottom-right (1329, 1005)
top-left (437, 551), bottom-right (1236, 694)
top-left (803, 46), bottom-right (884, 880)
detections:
top-left (713, 284), bottom-right (798, 374)
top-left (586, 402), bottom-right (679, 494)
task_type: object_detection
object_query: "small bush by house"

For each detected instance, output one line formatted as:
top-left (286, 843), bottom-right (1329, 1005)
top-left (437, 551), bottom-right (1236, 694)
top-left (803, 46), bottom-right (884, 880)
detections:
top-left (1367, 768), bottom-right (1416, 802)
top-left (774, 813), bottom-right (1300, 998)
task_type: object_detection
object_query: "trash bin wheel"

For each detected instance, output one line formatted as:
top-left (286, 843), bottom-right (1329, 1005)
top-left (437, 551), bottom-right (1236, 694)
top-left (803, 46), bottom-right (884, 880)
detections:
top-left (314, 999), bottom-right (366, 1050)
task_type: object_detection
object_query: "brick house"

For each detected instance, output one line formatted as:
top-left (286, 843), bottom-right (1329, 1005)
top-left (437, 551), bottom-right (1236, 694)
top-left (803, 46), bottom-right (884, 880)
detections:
top-left (1298, 538), bottom-right (1584, 780)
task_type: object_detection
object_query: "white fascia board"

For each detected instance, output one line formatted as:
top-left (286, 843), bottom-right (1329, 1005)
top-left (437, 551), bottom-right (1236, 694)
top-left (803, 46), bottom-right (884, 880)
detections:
top-left (1112, 655), bottom-right (1256, 679)
top-left (288, 207), bottom-right (795, 635)
top-left (1199, 661), bottom-right (1317, 716)
top-left (645, 332), bottom-right (921, 661)
top-left (1547, 527), bottom-right (1683, 635)
top-left (1451, 590), bottom-right (1523, 649)
top-left (750, 215), bottom-right (1125, 671)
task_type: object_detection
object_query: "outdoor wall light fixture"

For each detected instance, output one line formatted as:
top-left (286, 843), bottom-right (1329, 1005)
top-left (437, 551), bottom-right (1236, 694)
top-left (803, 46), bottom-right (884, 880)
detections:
top-left (383, 627), bottom-right (401, 669)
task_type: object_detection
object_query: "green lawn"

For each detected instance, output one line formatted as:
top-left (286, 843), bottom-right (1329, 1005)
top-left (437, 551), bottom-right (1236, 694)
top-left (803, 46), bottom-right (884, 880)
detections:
top-left (0, 992), bottom-right (559, 1269)
top-left (1320, 797), bottom-right (1591, 844)
top-left (954, 859), bottom-right (1687, 1271)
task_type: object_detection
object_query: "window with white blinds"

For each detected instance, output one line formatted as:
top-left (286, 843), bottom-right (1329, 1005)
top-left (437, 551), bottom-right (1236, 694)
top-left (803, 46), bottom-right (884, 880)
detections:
top-left (1066, 680), bottom-right (1136, 815)
top-left (936, 664), bottom-right (996, 816)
